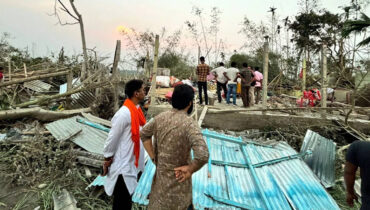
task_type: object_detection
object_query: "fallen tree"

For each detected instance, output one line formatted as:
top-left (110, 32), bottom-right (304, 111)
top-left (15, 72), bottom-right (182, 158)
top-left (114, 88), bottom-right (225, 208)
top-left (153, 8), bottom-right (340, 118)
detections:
top-left (0, 70), bottom-right (70, 87)
top-left (0, 107), bottom-right (91, 121)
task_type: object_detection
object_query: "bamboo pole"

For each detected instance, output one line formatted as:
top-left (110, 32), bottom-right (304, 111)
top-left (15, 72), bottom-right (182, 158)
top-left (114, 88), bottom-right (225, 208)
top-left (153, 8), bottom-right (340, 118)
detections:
top-left (112, 40), bottom-right (121, 112)
top-left (145, 50), bottom-right (149, 78)
top-left (23, 63), bottom-right (28, 78)
top-left (0, 70), bottom-right (70, 87)
top-left (150, 35), bottom-right (160, 105)
top-left (66, 71), bottom-right (73, 108)
top-left (8, 59), bottom-right (11, 81)
top-left (262, 39), bottom-right (269, 111)
top-left (321, 44), bottom-right (327, 108)
top-left (302, 50), bottom-right (307, 92)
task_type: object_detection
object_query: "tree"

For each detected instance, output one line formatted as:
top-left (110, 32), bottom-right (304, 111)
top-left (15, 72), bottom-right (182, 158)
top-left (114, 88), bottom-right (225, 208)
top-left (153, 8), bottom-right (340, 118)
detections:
top-left (229, 51), bottom-right (280, 82)
top-left (51, 0), bottom-right (89, 80)
top-left (158, 52), bottom-right (193, 79)
top-left (239, 17), bottom-right (268, 53)
top-left (342, 12), bottom-right (370, 46)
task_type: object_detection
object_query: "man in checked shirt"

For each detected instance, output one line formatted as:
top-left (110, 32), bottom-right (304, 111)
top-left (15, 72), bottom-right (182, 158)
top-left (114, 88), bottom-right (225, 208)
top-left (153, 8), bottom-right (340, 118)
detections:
top-left (196, 56), bottom-right (210, 105)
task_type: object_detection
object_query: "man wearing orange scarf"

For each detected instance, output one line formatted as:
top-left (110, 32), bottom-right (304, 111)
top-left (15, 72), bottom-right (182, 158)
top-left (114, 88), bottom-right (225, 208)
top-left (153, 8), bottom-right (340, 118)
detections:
top-left (103, 79), bottom-right (146, 209)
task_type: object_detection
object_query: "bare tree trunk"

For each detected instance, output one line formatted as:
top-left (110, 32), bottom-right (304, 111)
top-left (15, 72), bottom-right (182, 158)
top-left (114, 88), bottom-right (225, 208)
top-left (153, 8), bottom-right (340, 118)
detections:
top-left (69, 0), bottom-right (89, 80)
top-left (112, 40), bottom-right (121, 112)
top-left (150, 35), bottom-right (160, 106)
top-left (302, 49), bottom-right (307, 92)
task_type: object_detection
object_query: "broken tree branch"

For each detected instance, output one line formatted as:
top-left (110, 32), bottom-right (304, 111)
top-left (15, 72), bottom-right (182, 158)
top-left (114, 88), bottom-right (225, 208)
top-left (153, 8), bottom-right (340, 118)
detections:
top-left (0, 70), bottom-right (70, 87)
top-left (0, 107), bottom-right (91, 121)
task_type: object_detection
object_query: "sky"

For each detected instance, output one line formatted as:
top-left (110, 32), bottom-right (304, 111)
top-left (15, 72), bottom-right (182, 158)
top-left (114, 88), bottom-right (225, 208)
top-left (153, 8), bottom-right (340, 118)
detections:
top-left (0, 0), bottom-right (364, 65)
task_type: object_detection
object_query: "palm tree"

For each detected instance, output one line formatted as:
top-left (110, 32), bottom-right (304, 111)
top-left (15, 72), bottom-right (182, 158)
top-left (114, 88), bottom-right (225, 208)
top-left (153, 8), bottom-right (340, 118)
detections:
top-left (342, 13), bottom-right (370, 46)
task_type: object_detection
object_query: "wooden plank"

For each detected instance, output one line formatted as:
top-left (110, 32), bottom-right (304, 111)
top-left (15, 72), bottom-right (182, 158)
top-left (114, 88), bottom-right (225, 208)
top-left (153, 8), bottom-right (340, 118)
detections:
top-left (198, 105), bottom-right (208, 127)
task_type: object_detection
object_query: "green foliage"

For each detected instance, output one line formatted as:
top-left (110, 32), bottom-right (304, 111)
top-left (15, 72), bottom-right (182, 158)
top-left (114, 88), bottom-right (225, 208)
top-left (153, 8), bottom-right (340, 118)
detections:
top-left (229, 50), bottom-right (281, 83)
top-left (289, 10), bottom-right (343, 52)
top-left (342, 12), bottom-right (370, 46)
top-left (158, 52), bottom-right (194, 79)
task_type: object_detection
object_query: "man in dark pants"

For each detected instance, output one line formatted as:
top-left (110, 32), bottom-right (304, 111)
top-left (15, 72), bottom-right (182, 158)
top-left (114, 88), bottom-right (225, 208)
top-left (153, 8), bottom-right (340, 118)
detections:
top-left (196, 56), bottom-right (210, 105)
top-left (211, 62), bottom-right (227, 103)
top-left (239, 63), bottom-right (254, 107)
top-left (345, 140), bottom-right (370, 209)
top-left (103, 80), bottom-right (146, 209)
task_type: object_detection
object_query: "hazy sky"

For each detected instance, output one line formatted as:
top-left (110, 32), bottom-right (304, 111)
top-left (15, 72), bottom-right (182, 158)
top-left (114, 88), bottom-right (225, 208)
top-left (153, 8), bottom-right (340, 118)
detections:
top-left (0, 0), bottom-right (364, 64)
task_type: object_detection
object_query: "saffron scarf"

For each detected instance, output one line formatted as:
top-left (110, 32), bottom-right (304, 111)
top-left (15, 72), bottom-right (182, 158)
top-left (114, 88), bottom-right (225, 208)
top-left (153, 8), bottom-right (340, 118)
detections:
top-left (123, 99), bottom-right (146, 168)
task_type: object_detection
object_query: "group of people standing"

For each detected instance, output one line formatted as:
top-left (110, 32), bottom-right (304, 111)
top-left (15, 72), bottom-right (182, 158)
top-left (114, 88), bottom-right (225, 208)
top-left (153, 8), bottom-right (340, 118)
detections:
top-left (196, 56), bottom-right (263, 107)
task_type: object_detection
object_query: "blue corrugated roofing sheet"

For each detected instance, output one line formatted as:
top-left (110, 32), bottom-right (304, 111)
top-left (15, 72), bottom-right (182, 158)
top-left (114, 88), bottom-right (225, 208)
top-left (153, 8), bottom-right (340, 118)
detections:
top-left (300, 129), bottom-right (336, 188)
top-left (89, 129), bottom-right (339, 209)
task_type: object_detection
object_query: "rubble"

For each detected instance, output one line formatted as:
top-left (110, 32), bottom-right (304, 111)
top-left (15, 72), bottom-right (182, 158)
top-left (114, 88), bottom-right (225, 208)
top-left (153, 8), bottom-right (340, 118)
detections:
top-left (0, 50), bottom-right (368, 210)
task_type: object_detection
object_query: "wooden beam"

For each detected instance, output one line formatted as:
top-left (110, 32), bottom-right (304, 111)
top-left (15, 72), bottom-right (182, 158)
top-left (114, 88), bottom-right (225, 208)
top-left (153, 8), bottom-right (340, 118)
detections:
top-left (0, 70), bottom-right (70, 87)
top-left (198, 105), bottom-right (208, 127)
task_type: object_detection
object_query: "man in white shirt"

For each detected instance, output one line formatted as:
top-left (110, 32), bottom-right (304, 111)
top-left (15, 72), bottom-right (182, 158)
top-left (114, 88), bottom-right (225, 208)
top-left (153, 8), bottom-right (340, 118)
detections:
top-left (211, 62), bottom-right (228, 103)
top-left (103, 79), bottom-right (146, 209)
top-left (224, 62), bottom-right (239, 105)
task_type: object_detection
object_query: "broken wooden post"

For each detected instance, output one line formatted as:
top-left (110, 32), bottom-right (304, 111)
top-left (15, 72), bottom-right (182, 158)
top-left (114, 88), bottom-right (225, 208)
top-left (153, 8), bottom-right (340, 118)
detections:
top-left (23, 63), bottom-right (28, 78)
top-left (262, 36), bottom-right (269, 111)
top-left (321, 44), bottom-right (327, 109)
top-left (150, 35), bottom-right (160, 105)
top-left (0, 70), bottom-right (70, 87)
top-left (198, 105), bottom-right (208, 127)
top-left (145, 50), bottom-right (150, 78)
top-left (302, 51), bottom-right (307, 92)
top-left (8, 59), bottom-right (11, 81)
top-left (66, 70), bottom-right (73, 108)
top-left (112, 40), bottom-right (121, 112)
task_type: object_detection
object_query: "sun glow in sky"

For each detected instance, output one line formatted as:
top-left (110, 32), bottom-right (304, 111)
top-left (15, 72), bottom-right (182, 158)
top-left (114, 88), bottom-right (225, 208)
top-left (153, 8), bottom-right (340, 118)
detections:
top-left (116, 25), bottom-right (132, 34)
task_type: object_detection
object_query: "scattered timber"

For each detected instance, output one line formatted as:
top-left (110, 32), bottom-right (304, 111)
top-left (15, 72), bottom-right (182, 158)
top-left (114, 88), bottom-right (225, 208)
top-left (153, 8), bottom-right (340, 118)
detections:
top-left (0, 107), bottom-right (91, 121)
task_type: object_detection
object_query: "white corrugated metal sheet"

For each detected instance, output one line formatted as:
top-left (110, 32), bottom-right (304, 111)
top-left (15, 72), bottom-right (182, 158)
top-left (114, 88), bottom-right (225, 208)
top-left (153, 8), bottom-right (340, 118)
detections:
top-left (24, 80), bottom-right (53, 92)
top-left (300, 129), bottom-right (336, 188)
top-left (45, 116), bottom-right (107, 154)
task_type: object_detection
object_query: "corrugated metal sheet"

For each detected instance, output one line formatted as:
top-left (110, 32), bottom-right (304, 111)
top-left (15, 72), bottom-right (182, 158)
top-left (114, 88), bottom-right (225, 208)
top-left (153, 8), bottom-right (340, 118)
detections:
top-left (70, 90), bottom-right (96, 109)
top-left (88, 129), bottom-right (339, 209)
top-left (300, 129), bottom-right (336, 188)
top-left (45, 116), bottom-right (107, 154)
top-left (24, 80), bottom-right (53, 92)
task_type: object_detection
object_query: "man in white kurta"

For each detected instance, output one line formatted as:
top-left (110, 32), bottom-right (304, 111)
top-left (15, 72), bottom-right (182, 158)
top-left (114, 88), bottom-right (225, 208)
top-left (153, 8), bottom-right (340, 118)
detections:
top-left (103, 79), bottom-right (146, 209)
